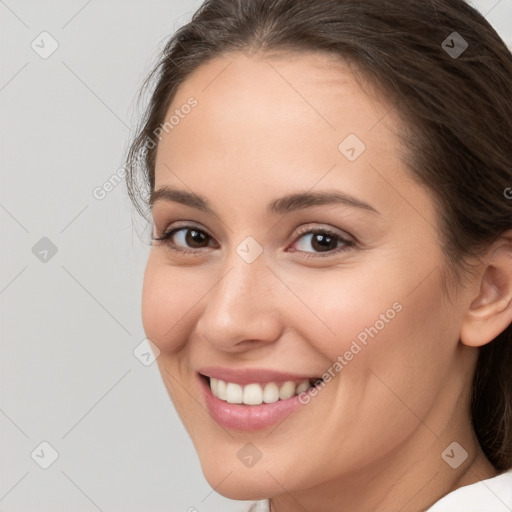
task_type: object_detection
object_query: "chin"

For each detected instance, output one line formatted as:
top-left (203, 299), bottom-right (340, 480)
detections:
top-left (199, 456), bottom-right (277, 501)
top-left (204, 474), bottom-right (272, 501)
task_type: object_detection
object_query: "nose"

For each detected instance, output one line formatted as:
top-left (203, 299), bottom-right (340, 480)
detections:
top-left (194, 252), bottom-right (283, 353)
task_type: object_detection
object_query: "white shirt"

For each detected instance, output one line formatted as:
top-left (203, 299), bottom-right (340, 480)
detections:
top-left (244, 469), bottom-right (512, 511)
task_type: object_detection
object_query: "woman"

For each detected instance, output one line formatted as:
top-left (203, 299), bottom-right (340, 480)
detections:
top-left (124, 0), bottom-right (512, 510)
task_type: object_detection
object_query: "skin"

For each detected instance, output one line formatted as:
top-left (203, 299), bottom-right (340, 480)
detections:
top-left (141, 51), bottom-right (512, 511)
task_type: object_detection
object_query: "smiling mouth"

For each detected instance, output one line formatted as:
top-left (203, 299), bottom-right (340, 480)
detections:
top-left (201, 374), bottom-right (324, 405)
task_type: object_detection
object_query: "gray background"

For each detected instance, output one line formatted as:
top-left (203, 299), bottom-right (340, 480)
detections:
top-left (1, 1), bottom-right (511, 511)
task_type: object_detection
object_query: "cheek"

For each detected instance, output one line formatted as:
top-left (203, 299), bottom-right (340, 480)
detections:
top-left (344, 271), bottom-right (454, 439)
top-left (290, 254), bottom-right (450, 366)
top-left (281, 266), bottom-right (403, 361)
top-left (141, 255), bottom-right (199, 353)
top-left (287, 264), bottom-right (451, 420)
top-left (275, 271), bottom-right (450, 472)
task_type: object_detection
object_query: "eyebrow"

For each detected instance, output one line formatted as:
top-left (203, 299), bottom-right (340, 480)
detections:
top-left (150, 186), bottom-right (380, 216)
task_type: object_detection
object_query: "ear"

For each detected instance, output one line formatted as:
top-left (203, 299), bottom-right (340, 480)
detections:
top-left (460, 234), bottom-right (512, 347)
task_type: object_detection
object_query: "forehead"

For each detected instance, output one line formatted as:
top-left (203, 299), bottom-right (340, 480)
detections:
top-left (159, 51), bottom-right (394, 154)
top-left (153, 51), bottom-right (430, 225)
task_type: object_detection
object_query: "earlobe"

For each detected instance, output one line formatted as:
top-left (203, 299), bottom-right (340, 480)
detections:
top-left (460, 237), bottom-right (512, 348)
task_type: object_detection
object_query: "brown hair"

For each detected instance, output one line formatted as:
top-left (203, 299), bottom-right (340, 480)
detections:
top-left (124, 0), bottom-right (512, 470)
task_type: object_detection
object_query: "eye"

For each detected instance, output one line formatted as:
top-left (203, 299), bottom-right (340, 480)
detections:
top-left (152, 223), bottom-right (215, 254)
top-left (289, 226), bottom-right (355, 258)
top-left (152, 222), bottom-right (355, 258)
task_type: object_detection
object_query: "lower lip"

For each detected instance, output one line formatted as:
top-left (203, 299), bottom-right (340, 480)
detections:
top-left (199, 375), bottom-right (307, 432)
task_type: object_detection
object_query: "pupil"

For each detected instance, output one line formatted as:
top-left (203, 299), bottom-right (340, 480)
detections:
top-left (187, 229), bottom-right (207, 248)
top-left (312, 233), bottom-right (336, 252)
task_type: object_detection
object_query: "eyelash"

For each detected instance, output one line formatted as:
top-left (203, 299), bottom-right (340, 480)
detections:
top-left (152, 222), bottom-right (355, 259)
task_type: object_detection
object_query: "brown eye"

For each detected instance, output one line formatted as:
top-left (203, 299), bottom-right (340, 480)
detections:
top-left (153, 225), bottom-right (214, 253)
top-left (290, 228), bottom-right (354, 257)
top-left (181, 228), bottom-right (209, 248)
top-left (152, 223), bottom-right (355, 259)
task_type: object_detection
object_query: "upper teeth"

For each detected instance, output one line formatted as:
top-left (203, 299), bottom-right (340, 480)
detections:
top-left (210, 378), bottom-right (312, 405)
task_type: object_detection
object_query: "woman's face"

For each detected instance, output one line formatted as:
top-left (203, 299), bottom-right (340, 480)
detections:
top-left (142, 52), bottom-right (474, 501)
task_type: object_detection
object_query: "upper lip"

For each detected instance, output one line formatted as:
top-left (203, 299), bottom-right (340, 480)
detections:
top-left (198, 366), bottom-right (320, 385)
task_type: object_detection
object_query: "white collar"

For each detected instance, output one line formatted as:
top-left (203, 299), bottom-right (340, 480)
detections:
top-left (247, 469), bottom-right (512, 511)
top-left (426, 469), bottom-right (512, 511)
